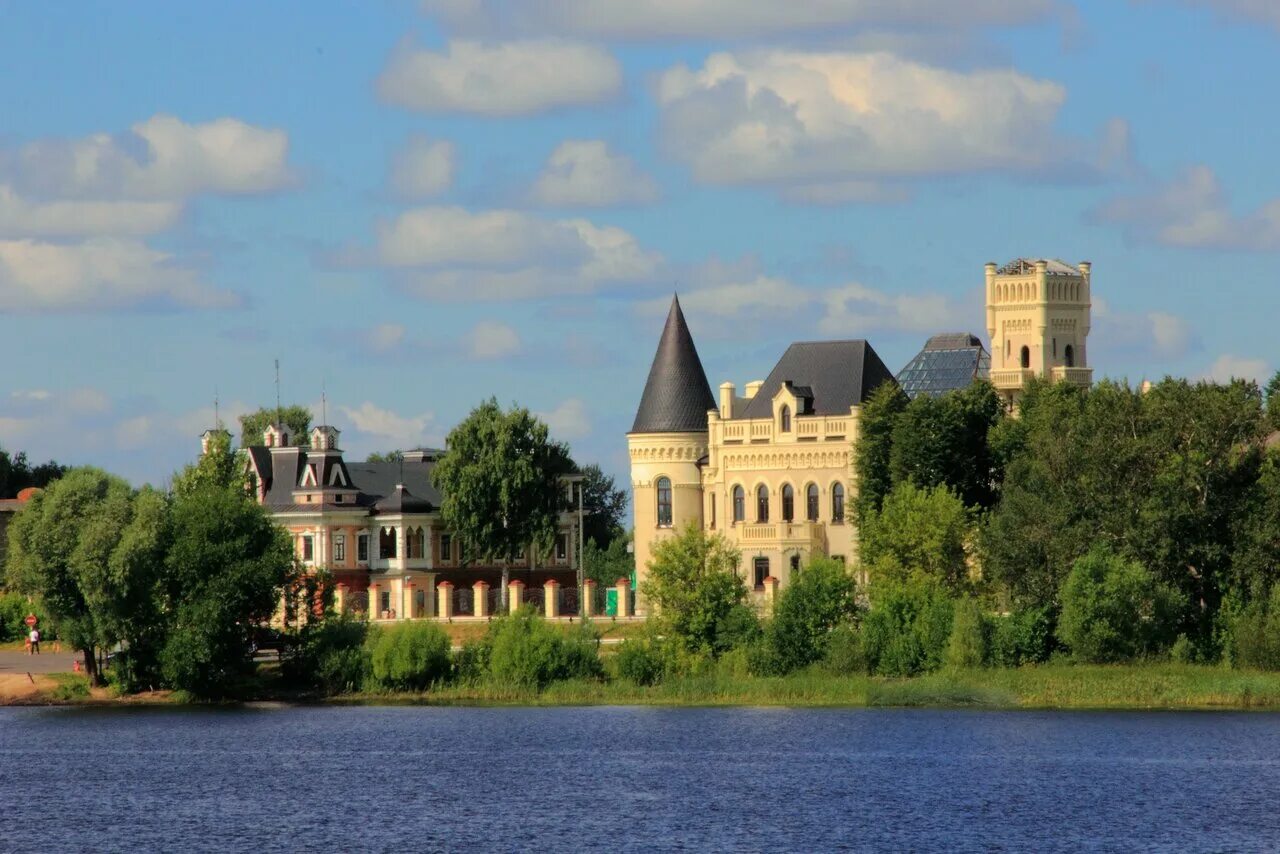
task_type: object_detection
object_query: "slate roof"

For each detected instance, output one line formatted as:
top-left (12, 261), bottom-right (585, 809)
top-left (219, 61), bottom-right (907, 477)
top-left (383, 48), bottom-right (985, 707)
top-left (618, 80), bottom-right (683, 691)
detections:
top-left (738, 340), bottom-right (896, 419)
top-left (631, 294), bottom-right (716, 434)
top-left (373, 483), bottom-right (435, 514)
top-left (247, 447), bottom-right (443, 514)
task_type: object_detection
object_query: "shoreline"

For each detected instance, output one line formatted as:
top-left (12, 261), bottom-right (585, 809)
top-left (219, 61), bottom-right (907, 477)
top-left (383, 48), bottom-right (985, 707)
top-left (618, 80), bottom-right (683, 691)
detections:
top-left (9, 664), bottom-right (1280, 712)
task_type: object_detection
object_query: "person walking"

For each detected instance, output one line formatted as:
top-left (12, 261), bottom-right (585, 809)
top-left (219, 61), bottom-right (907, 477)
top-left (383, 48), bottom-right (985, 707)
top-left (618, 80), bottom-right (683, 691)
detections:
top-left (28, 627), bottom-right (40, 655)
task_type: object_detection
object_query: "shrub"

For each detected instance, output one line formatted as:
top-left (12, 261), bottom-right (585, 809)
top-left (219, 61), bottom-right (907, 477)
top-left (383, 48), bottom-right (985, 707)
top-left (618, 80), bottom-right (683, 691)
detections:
top-left (1229, 585), bottom-right (1280, 670)
top-left (453, 637), bottom-right (492, 683)
top-left (861, 579), bottom-right (954, 677)
top-left (989, 606), bottom-right (1055, 667)
top-left (614, 638), bottom-right (665, 686)
top-left (0, 593), bottom-right (53, 642)
top-left (1170, 634), bottom-right (1196, 664)
top-left (944, 597), bottom-right (988, 669)
top-left (486, 609), bottom-right (602, 688)
top-left (284, 617), bottom-right (371, 694)
top-left (1057, 547), bottom-right (1179, 663)
top-left (369, 622), bottom-right (451, 692)
top-left (641, 523), bottom-right (746, 655)
top-left (765, 558), bottom-right (858, 673)
top-left (822, 624), bottom-right (869, 675)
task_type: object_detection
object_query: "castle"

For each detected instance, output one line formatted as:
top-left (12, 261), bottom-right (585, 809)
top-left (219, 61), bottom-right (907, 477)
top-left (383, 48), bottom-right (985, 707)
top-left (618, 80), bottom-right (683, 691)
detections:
top-left (628, 259), bottom-right (1094, 610)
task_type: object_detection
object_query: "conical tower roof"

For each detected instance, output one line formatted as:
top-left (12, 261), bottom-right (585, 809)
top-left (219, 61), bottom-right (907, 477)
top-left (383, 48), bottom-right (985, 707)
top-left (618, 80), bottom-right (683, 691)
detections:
top-left (631, 295), bottom-right (715, 434)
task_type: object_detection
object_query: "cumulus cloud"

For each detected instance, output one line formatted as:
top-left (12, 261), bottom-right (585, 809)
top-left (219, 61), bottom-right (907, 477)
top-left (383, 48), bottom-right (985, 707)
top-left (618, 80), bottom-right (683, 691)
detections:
top-left (0, 185), bottom-right (181, 237)
top-left (373, 206), bottom-right (660, 300)
top-left (537, 398), bottom-right (591, 441)
top-left (1147, 311), bottom-right (1194, 359)
top-left (366, 323), bottom-right (407, 354)
top-left (1200, 354), bottom-right (1271, 385)
top-left (1091, 298), bottom-right (1198, 361)
top-left (421, 0), bottom-right (1052, 39)
top-left (377, 39), bottom-right (622, 116)
top-left (819, 282), bottom-right (957, 335)
top-left (389, 135), bottom-right (455, 198)
top-left (656, 50), bottom-right (1087, 188)
top-left (468, 320), bottom-right (521, 359)
top-left (0, 238), bottom-right (239, 312)
top-left (339, 402), bottom-right (439, 449)
top-left (531, 140), bottom-right (659, 207)
top-left (1091, 165), bottom-right (1280, 251)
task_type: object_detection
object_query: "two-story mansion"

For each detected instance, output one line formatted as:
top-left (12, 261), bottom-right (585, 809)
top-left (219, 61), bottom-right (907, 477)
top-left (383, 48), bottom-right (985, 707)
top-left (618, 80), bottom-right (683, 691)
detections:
top-left (629, 259), bottom-right (1094, 608)
top-left (206, 422), bottom-right (583, 619)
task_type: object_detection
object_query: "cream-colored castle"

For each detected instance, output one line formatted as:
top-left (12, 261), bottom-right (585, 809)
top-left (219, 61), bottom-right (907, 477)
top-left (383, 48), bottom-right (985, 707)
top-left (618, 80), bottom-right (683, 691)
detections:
top-left (629, 259), bottom-right (1093, 609)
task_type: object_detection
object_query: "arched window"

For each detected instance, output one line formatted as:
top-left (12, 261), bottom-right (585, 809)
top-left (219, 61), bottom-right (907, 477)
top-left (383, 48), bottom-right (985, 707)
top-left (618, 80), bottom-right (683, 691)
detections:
top-left (407, 526), bottom-right (425, 559)
top-left (781, 484), bottom-right (795, 522)
top-left (831, 483), bottom-right (845, 523)
top-left (756, 484), bottom-right (770, 523)
top-left (656, 477), bottom-right (673, 528)
top-left (1064, 344), bottom-right (1075, 368)
top-left (780, 405), bottom-right (791, 432)
top-left (379, 526), bottom-right (397, 559)
top-left (732, 485), bottom-right (745, 523)
top-left (806, 483), bottom-right (819, 521)
top-left (1020, 346), bottom-right (1030, 369)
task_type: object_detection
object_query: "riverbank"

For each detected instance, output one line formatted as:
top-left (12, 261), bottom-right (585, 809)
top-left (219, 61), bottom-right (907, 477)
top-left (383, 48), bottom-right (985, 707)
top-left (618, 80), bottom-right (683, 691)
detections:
top-left (11, 663), bottom-right (1280, 710)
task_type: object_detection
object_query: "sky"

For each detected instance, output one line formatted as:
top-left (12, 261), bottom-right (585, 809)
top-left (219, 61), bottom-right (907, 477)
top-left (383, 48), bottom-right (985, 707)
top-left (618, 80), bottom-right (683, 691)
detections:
top-left (1, 0), bottom-right (1278, 490)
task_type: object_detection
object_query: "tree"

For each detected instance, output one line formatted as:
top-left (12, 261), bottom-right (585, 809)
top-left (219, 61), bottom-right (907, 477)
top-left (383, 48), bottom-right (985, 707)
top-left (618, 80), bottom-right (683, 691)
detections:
top-left (854, 382), bottom-right (908, 523)
top-left (1266, 371), bottom-right (1280, 431)
top-left (367, 451), bottom-right (404, 463)
top-left (238, 405), bottom-right (312, 448)
top-left (641, 522), bottom-right (750, 655)
top-left (766, 557), bottom-right (858, 672)
top-left (0, 447), bottom-right (66, 497)
top-left (1057, 547), bottom-right (1179, 663)
top-left (583, 536), bottom-right (634, 587)
top-left (860, 482), bottom-right (973, 593)
top-left (431, 398), bottom-right (574, 602)
top-left (889, 381), bottom-right (1004, 509)
top-left (172, 429), bottom-right (243, 498)
top-left (579, 464), bottom-right (628, 548)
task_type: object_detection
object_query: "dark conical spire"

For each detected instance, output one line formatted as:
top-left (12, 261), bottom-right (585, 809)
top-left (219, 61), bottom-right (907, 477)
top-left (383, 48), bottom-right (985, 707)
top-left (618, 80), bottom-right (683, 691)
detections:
top-left (631, 294), bottom-right (715, 433)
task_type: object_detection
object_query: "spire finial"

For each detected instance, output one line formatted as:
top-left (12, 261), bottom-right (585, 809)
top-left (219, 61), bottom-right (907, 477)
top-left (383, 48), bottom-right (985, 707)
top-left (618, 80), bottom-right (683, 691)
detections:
top-left (274, 358), bottom-right (282, 428)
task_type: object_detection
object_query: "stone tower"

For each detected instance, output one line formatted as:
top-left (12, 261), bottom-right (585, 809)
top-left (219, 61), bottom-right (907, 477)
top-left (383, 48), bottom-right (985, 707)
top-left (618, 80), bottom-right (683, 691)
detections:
top-left (985, 258), bottom-right (1093, 403)
top-left (628, 295), bottom-right (715, 611)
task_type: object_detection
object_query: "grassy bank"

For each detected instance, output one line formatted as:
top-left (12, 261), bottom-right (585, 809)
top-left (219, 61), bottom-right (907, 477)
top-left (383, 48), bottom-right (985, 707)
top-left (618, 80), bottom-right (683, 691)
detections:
top-left (12, 663), bottom-right (1280, 710)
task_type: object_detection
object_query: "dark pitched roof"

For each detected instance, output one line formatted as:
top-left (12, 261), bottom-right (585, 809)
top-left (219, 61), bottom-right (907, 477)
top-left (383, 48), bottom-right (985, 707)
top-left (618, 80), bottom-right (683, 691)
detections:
top-left (343, 460), bottom-right (444, 510)
top-left (738, 340), bottom-right (896, 419)
top-left (631, 294), bottom-right (716, 434)
top-left (374, 483), bottom-right (435, 514)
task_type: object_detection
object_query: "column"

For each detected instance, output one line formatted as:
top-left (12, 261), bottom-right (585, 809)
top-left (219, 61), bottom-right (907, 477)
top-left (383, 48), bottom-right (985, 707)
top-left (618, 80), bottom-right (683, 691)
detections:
top-left (403, 578), bottom-right (417, 619)
top-left (369, 583), bottom-right (382, 620)
top-left (508, 580), bottom-right (525, 615)
top-left (335, 583), bottom-right (348, 616)
top-left (390, 576), bottom-right (404, 620)
top-left (423, 573), bottom-right (437, 619)
top-left (615, 577), bottom-right (632, 619)
top-left (474, 581), bottom-right (490, 618)
top-left (437, 581), bottom-right (454, 620)
top-left (544, 579), bottom-right (560, 619)
top-left (763, 575), bottom-right (779, 614)
top-left (582, 579), bottom-right (597, 618)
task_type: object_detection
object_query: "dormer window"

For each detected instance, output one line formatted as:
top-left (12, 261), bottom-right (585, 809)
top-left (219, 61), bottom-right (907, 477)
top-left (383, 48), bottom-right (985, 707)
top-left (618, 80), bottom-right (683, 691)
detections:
top-left (780, 405), bottom-right (791, 432)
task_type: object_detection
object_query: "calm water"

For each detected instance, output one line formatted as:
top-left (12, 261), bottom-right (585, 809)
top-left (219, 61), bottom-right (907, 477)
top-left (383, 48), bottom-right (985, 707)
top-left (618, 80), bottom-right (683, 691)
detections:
top-left (2, 706), bottom-right (1278, 852)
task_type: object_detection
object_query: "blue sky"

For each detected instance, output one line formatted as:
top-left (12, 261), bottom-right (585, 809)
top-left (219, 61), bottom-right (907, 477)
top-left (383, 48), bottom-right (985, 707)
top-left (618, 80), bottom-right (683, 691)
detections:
top-left (2, 0), bottom-right (1278, 489)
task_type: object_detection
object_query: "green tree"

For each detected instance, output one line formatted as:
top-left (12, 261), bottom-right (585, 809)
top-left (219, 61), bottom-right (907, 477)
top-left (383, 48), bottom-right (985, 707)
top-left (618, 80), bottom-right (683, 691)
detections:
top-left (172, 429), bottom-right (243, 497)
top-left (889, 381), bottom-right (1004, 509)
top-left (238, 405), bottom-right (312, 448)
top-left (0, 447), bottom-right (66, 496)
top-left (1266, 371), bottom-right (1280, 431)
top-left (860, 577), bottom-right (954, 676)
top-left (765, 557), bottom-right (858, 672)
top-left (366, 450), bottom-right (405, 463)
top-left (1057, 547), bottom-right (1179, 663)
top-left (582, 536), bottom-right (634, 587)
top-left (860, 482), bottom-right (972, 593)
top-left (579, 463), bottom-right (628, 548)
top-left (854, 382), bottom-right (909, 523)
top-left (944, 597), bottom-right (988, 669)
top-left (641, 522), bottom-right (751, 655)
top-left (431, 398), bottom-right (574, 601)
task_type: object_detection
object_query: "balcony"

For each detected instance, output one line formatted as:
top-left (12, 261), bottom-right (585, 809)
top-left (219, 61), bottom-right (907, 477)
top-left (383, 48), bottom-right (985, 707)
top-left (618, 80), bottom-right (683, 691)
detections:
top-left (990, 368), bottom-right (1035, 390)
top-left (737, 521), bottom-right (824, 548)
top-left (1050, 366), bottom-right (1093, 387)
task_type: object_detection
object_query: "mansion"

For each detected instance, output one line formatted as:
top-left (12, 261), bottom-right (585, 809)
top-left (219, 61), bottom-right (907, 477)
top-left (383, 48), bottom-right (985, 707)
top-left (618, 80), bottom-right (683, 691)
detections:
top-left (629, 258), bottom-right (1094, 609)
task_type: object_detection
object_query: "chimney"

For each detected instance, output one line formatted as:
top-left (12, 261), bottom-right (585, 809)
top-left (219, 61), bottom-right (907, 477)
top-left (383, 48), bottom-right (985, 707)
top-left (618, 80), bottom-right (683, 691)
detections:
top-left (719, 382), bottom-right (736, 419)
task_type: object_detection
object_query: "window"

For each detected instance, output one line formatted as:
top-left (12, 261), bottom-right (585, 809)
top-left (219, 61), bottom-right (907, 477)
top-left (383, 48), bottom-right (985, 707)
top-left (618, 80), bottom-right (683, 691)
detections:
top-left (656, 476), bottom-right (673, 528)
top-left (790, 554), bottom-right (801, 577)
top-left (334, 534), bottom-right (346, 563)
top-left (753, 557), bottom-right (770, 589)
top-left (781, 484), bottom-right (795, 522)
top-left (357, 533), bottom-right (369, 562)
top-left (379, 591), bottom-right (391, 616)
top-left (780, 405), bottom-right (791, 432)
top-left (1020, 345), bottom-right (1030, 369)
top-left (440, 533), bottom-right (452, 563)
top-left (379, 527), bottom-right (397, 559)
top-left (407, 527), bottom-right (425, 559)
top-left (831, 483), bottom-right (845, 523)
top-left (756, 485), bottom-right (770, 523)
top-left (1065, 344), bottom-right (1075, 368)
top-left (301, 535), bottom-right (314, 562)
top-left (556, 533), bottom-right (569, 561)
top-left (806, 483), bottom-right (819, 522)
top-left (732, 486), bottom-right (745, 523)
top-left (710, 494), bottom-right (716, 529)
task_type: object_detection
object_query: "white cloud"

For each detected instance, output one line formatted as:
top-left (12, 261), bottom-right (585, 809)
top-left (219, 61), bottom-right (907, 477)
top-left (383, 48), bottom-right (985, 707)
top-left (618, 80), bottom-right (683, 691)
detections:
top-left (421, 0), bottom-right (1052, 39)
top-left (339, 402), bottom-right (439, 449)
top-left (469, 320), bottom-right (521, 359)
top-left (1092, 165), bottom-right (1280, 251)
top-left (1091, 298), bottom-right (1198, 361)
top-left (820, 282), bottom-right (957, 335)
top-left (656, 50), bottom-right (1080, 188)
top-left (779, 180), bottom-right (910, 206)
top-left (531, 140), bottom-right (659, 207)
top-left (366, 323), bottom-right (407, 354)
top-left (114, 416), bottom-right (154, 450)
top-left (1200, 354), bottom-right (1271, 385)
top-left (1147, 312), bottom-right (1193, 359)
top-left (0, 238), bottom-right (239, 312)
top-left (11, 389), bottom-right (52, 403)
top-left (377, 39), bottom-right (622, 116)
top-left (647, 275), bottom-right (810, 319)
top-left (537, 398), bottom-right (591, 441)
top-left (374, 206), bottom-right (660, 300)
top-left (389, 135), bottom-right (455, 198)
top-left (4, 115), bottom-right (292, 200)
top-left (0, 185), bottom-right (181, 237)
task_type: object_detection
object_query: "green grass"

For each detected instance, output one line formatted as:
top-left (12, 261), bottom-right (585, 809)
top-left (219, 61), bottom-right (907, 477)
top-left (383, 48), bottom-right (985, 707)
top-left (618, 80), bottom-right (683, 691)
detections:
top-left (46, 672), bottom-right (90, 702)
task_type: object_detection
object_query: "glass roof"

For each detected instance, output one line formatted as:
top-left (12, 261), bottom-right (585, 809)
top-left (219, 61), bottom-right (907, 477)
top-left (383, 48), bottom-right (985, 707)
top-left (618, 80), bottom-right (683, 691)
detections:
top-left (896, 345), bottom-right (991, 399)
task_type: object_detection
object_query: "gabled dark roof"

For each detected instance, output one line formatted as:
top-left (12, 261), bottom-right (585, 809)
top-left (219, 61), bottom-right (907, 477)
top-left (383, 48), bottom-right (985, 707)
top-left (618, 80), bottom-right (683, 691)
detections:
top-left (374, 483), bottom-right (434, 514)
top-left (344, 460), bottom-right (444, 510)
top-left (739, 340), bottom-right (896, 419)
top-left (631, 295), bottom-right (716, 434)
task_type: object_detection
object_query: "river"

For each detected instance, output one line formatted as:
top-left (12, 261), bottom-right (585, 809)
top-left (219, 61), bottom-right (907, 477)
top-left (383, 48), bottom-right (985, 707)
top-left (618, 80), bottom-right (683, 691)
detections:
top-left (1, 706), bottom-right (1277, 851)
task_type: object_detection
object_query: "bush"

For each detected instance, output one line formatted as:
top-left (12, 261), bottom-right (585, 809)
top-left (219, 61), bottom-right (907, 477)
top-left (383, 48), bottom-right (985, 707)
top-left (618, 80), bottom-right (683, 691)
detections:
top-left (944, 597), bottom-right (988, 669)
top-left (989, 606), bottom-right (1056, 667)
top-left (1170, 634), bottom-right (1196, 664)
top-left (284, 616), bottom-right (371, 694)
top-left (486, 609), bottom-right (602, 688)
top-left (1229, 585), bottom-right (1280, 670)
top-left (765, 558), bottom-right (858, 673)
top-left (615, 637), bottom-right (665, 686)
top-left (0, 593), bottom-right (52, 642)
top-left (821, 624), bottom-right (869, 675)
top-left (453, 637), bottom-right (492, 683)
top-left (1057, 547), bottom-right (1179, 663)
top-left (368, 622), bottom-right (451, 692)
top-left (861, 580), bottom-right (954, 677)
